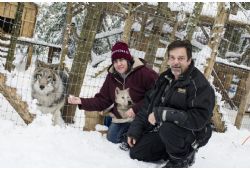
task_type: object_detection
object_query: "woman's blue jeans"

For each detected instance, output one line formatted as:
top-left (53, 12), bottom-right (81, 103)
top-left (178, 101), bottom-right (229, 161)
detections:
top-left (107, 122), bottom-right (131, 144)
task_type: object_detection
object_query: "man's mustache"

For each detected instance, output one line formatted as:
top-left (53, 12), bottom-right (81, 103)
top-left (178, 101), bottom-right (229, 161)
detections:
top-left (171, 65), bottom-right (181, 68)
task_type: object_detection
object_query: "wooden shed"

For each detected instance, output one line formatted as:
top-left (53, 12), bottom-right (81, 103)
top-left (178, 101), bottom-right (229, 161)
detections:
top-left (0, 2), bottom-right (38, 38)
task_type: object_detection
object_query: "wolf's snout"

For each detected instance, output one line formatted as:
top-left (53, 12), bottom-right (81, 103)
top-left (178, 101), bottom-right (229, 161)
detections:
top-left (40, 85), bottom-right (45, 90)
top-left (128, 101), bottom-right (132, 105)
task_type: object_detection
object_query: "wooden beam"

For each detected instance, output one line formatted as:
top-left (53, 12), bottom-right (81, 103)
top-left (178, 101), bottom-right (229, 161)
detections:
top-left (25, 44), bottom-right (33, 70)
top-left (0, 73), bottom-right (35, 124)
top-left (235, 73), bottom-right (250, 129)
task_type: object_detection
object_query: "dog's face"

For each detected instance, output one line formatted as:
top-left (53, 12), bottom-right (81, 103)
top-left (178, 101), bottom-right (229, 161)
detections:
top-left (115, 87), bottom-right (133, 109)
top-left (32, 60), bottom-right (60, 95)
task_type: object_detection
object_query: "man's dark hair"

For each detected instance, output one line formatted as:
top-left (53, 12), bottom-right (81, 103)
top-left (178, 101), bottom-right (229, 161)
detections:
top-left (167, 40), bottom-right (192, 60)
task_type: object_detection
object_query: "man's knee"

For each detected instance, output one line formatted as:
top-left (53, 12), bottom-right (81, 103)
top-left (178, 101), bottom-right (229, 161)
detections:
top-left (159, 122), bottom-right (181, 139)
top-left (129, 145), bottom-right (144, 161)
top-left (129, 132), bottom-right (166, 162)
top-left (159, 122), bottom-right (194, 153)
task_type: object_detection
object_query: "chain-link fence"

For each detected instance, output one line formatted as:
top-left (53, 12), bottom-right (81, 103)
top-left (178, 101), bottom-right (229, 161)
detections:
top-left (0, 2), bottom-right (249, 130)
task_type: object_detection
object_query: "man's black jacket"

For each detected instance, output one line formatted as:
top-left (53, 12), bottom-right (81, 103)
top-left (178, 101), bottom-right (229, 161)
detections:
top-left (127, 61), bottom-right (215, 140)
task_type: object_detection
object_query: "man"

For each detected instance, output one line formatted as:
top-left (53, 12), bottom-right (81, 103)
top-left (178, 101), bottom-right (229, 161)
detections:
top-left (126, 40), bottom-right (215, 168)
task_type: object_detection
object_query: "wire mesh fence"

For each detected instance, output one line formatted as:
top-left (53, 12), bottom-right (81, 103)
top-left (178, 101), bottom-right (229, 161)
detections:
top-left (0, 2), bottom-right (249, 130)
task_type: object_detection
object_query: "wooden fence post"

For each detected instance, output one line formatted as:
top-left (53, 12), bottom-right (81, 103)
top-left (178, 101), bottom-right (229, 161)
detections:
top-left (204, 3), bottom-right (230, 132)
top-left (0, 73), bottom-right (35, 124)
top-left (62, 3), bottom-right (103, 123)
top-left (25, 44), bottom-right (33, 70)
top-left (5, 2), bottom-right (24, 72)
top-left (235, 73), bottom-right (250, 129)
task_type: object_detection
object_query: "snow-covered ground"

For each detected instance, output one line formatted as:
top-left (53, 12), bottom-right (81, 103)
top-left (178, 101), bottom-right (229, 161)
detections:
top-left (0, 115), bottom-right (250, 168)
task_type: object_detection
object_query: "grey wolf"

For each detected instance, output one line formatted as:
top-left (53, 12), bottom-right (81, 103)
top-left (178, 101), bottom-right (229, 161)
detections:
top-left (31, 60), bottom-right (68, 125)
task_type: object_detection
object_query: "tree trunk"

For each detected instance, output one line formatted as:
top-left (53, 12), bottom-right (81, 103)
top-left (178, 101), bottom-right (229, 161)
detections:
top-left (185, 2), bottom-right (204, 41)
top-left (5, 2), bottom-right (24, 72)
top-left (62, 4), bottom-right (103, 123)
top-left (0, 73), bottom-right (35, 124)
top-left (60, 2), bottom-right (73, 70)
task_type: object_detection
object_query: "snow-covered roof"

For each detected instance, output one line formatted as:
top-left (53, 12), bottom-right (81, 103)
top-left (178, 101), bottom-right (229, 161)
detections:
top-left (216, 57), bottom-right (250, 71)
top-left (169, 2), bottom-right (250, 26)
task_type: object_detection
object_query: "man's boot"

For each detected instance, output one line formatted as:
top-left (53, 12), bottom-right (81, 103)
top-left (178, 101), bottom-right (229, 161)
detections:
top-left (162, 149), bottom-right (196, 168)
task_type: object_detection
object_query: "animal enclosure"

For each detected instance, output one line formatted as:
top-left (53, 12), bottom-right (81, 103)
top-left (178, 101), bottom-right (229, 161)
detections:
top-left (0, 2), bottom-right (249, 131)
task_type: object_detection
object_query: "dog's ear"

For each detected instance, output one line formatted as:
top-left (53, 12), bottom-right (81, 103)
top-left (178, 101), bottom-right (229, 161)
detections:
top-left (124, 88), bottom-right (129, 92)
top-left (115, 87), bottom-right (120, 96)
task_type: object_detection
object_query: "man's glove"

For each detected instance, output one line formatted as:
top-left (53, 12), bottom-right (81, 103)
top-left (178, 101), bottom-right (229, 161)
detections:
top-left (153, 107), bottom-right (188, 125)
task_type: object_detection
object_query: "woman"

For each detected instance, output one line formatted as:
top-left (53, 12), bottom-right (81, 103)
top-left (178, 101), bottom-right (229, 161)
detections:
top-left (68, 41), bottom-right (158, 144)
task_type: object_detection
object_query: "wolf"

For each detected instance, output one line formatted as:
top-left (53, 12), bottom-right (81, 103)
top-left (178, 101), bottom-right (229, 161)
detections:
top-left (31, 60), bottom-right (68, 125)
top-left (113, 87), bottom-right (134, 122)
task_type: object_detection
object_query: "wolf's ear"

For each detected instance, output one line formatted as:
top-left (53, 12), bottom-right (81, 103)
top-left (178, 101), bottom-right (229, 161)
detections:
top-left (36, 60), bottom-right (47, 68)
top-left (115, 87), bottom-right (120, 95)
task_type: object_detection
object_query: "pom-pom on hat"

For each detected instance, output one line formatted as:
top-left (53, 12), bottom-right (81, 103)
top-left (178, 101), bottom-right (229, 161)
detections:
top-left (111, 41), bottom-right (132, 62)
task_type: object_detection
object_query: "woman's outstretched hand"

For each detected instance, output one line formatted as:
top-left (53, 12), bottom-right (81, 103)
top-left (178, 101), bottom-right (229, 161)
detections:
top-left (68, 95), bottom-right (81, 105)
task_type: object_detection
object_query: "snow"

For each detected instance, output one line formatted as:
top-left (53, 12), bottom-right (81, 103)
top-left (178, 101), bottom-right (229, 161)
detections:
top-left (0, 116), bottom-right (155, 168)
top-left (216, 57), bottom-right (250, 71)
top-left (2, 34), bottom-right (61, 48)
top-left (162, 23), bottom-right (173, 34)
top-left (0, 39), bottom-right (10, 45)
top-left (0, 114), bottom-right (250, 168)
top-left (156, 48), bottom-right (167, 58)
top-left (95, 28), bottom-right (123, 39)
top-left (193, 45), bottom-right (212, 72)
top-left (131, 22), bottom-right (141, 32)
top-left (0, 51), bottom-right (7, 57)
top-left (225, 52), bottom-right (242, 58)
top-left (168, 2), bottom-right (250, 25)
top-left (0, 2), bottom-right (250, 168)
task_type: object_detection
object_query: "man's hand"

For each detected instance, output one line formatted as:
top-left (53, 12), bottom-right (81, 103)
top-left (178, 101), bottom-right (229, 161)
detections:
top-left (125, 108), bottom-right (135, 118)
top-left (148, 112), bottom-right (156, 125)
top-left (68, 95), bottom-right (81, 104)
top-left (127, 136), bottom-right (136, 147)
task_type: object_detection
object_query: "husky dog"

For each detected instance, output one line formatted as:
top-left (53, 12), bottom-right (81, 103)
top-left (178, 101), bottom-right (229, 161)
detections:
top-left (31, 60), bottom-right (68, 125)
top-left (113, 87), bottom-right (134, 123)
